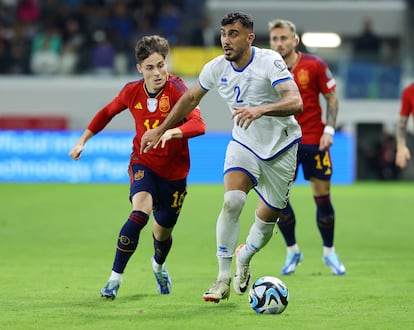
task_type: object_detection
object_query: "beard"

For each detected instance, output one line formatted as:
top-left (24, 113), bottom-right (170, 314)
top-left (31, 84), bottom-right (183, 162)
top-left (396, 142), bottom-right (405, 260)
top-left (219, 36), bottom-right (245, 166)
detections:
top-left (224, 47), bottom-right (244, 62)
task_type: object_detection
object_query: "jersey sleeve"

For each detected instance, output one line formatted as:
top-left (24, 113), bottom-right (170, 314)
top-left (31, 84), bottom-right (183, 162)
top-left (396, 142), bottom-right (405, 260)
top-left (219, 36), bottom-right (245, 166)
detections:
top-left (179, 107), bottom-right (206, 138)
top-left (87, 87), bottom-right (129, 134)
top-left (316, 59), bottom-right (336, 94)
top-left (198, 56), bottom-right (222, 91)
top-left (269, 54), bottom-right (293, 86)
top-left (168, 75), bottom-right (206, 138)
top-left (400, 86), bottom-right (413, 117)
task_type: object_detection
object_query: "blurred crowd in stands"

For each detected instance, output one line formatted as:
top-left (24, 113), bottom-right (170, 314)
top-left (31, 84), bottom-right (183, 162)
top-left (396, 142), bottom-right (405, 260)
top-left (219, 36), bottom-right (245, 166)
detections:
top-left (0, 0), bottom-right (210, 75)
top-left (0, 1), bottom-right (402, 82)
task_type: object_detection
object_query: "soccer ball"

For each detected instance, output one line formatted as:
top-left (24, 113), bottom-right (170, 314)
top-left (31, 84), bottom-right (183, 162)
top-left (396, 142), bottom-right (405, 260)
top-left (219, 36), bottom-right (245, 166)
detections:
top-left (248, 276), bottom-right (289, 314)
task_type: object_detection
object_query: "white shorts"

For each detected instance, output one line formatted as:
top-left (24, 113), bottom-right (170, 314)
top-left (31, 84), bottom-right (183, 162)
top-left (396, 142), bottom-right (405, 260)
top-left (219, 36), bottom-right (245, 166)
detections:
top-left (223, 141), bottom-right (298, 210)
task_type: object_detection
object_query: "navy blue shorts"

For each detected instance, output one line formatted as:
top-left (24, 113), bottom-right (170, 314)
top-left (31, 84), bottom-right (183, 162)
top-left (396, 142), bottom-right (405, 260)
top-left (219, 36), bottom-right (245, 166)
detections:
top-left (296, 144), bottom-right (333, 181)
top-left (129, 164), bottom-right (187, 228)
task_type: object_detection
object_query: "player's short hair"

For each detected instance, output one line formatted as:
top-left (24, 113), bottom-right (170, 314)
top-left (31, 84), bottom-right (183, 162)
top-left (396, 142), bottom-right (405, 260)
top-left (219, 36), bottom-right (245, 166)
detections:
top-left (221, 12), bottom-right (254, 32)
top-left (268, 19), bottom-right (298, 39)
top-left (135, 35), bottom-right (170, 64)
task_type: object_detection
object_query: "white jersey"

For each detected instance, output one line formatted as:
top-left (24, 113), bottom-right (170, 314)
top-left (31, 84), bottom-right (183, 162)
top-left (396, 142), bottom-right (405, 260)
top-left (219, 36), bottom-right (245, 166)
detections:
top-left (199, 47), bottom-right (302, 160)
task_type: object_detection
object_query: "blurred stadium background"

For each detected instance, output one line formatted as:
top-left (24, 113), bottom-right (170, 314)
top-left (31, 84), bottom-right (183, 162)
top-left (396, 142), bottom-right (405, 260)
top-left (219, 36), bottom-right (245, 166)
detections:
top-left (0, 0), bottom-right (413, 183)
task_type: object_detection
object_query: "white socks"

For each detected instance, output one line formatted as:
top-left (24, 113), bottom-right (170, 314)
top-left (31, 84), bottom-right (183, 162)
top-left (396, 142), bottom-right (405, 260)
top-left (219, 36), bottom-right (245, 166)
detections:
top-left (109, 270), bottom-right (122, 282)
top-left (216, 190), bottom-right (247, 280)
top-left (323, 246), bottom-right (335, 256)
top-left (237, 213), bottom-right (276, 265)
top-left (216, 190), bottom-right (247, 258)
top-left (287, 243), bottom-right (300, 254)
top-left (152, 257), bottom-right (163, 272)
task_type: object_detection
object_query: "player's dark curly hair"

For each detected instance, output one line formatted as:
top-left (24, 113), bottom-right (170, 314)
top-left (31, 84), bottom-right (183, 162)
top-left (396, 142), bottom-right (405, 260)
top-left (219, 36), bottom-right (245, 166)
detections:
top-left (221, 12), bottom-right (254, 32)
top-left (135, 35), bottom-right (170, 64)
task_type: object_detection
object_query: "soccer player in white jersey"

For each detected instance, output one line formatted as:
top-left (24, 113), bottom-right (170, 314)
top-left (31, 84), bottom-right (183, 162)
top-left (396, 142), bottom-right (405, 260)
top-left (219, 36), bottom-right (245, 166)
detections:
top-left (141, 12), bottom-right (303, 303)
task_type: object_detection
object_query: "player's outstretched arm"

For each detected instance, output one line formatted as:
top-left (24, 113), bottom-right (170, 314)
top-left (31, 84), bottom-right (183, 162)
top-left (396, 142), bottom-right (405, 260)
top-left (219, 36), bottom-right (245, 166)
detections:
top-left (69, 129), bottom-right (94, 160)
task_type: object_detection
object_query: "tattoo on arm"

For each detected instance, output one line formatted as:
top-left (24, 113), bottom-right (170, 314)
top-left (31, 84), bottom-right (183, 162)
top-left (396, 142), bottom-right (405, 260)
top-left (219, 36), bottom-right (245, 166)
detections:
top-left (275, 81), bottom-right (300, 97)
top-left (396, 116), bottom-right (408, 146)
top-left (324, 91), bottom-right (338, 127)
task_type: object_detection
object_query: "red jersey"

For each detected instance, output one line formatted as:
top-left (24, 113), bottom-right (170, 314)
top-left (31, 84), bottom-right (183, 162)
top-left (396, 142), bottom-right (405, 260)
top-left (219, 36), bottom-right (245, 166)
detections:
top-left (290, 52), bottom-right (336, 144)
top-left (400, 83), bottom-right (414, 123)
top-left (87, 74), bottom-right (206, 181)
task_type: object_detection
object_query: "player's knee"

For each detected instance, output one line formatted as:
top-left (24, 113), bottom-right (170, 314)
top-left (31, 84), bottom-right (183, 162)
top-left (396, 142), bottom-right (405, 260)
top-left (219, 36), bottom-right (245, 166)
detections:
top-left (278, 203), bottom-right (295, 227)
top-left (222, 190), bottom-right (247, 215)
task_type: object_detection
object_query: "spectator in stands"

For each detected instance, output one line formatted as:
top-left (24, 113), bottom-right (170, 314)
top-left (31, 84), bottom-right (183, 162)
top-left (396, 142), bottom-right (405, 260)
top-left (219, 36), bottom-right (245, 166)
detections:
top-left (0, 2), bottom-right (15, 27)
top-left (30, 19), bottom-right (62, 74)
top-left (156, 1), bottom-right (181, 46)
top-left (352, 18), bottom-right (382, 62)
top-left (0, 24), bottom-right (10, 73)
top-left (179, 0), bottom-right (208, 46)
top-left (60, 14), bottom-right (86, 74)
top-left (8, 21), bottom-right (32, 74)
top-left (16, 0), bottom-right (41, 23)
top-left (81, 1), bottom-right (110, 37)
top-left (107, 1), bottom-right (134, 52)
top-left (0, 0), bottom-right (208, 75)
top-left (89, 29), bottom-right (116, 75)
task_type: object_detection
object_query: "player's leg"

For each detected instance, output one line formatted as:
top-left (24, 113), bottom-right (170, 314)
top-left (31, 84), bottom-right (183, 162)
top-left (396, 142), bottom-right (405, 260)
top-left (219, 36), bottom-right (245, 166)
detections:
top-left (151, 177), bottom-right (187, 294)
top-left (277, 145), bottom-right (303, 275)
top-left (101, 192), bottom-right (152, 299)
top-left (307, 145), bottom-right (345, 275)
top-left (235, 144), bottom-right (297, 292)
top-left (203, 171), bottom-right (251, 302)
top-left (278, 201), bottom-right (303, 275)
top-left (234, 201), bottom-right (279, 294)
top-left (151, 223), bottom-right (173, 295)
top-left (204, 141), bottom-right (255, 303)
top-left (310, 177), bottom-right (346, 275)
top-left (101, 165), bottom-right (154, 299)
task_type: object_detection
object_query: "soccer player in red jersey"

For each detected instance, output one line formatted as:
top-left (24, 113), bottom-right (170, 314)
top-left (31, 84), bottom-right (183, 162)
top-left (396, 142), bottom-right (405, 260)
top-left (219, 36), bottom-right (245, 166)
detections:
top-left (396, 83), bottom-right (414, 169)
top-left (69, 35), bottom-right (206, 299)
top-left (268, 19), bottom-right (346, 275)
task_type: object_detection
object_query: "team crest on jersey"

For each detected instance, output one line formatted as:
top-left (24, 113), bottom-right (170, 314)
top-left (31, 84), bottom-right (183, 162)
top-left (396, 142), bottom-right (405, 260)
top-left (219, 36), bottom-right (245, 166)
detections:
top-left (134, 170), bottom-right (144, 181)
top-left (147, 98), bottom-right (158, 112)
top-left (297, 68), bottom-right (310, 88)
top-left (273, 59), bottom-right (287, 71)
top-left (159, 95), bottom-right (170, 112)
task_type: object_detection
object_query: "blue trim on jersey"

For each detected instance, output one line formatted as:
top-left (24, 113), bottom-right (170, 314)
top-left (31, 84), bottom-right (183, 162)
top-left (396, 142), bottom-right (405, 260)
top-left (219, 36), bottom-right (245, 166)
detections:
top-left (232, 137), bottom-right (301, 161)
top-left (223, 167), bottom-right (258, 186)
top-left (198, 80), bottom-right (209, 91)
top-left (230, 47), bottom-right (255, 72)
top-left (272, 76), bottom-right (293, 87)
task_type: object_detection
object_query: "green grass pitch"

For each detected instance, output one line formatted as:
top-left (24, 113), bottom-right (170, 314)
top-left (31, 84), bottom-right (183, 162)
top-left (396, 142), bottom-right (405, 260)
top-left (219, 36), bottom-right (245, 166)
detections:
top-left (1, 182), bottom-right (413, 329)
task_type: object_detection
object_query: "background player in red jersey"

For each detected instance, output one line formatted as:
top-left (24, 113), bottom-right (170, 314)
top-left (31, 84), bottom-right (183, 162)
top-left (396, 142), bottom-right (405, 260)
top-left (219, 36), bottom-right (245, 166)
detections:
top-left (69, 35), bottom-right (206, 299)
top-left (395, 83), bottom-right (414, 169)
top-left (268, 19), bottom-right (346, 275)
